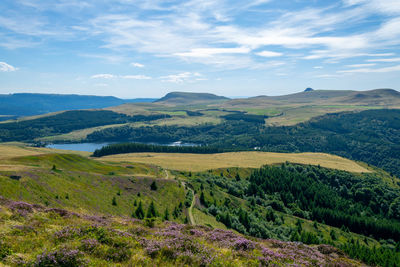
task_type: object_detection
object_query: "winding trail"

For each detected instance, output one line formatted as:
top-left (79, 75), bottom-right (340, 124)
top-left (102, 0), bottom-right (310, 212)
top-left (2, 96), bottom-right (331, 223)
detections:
top-left (163, 169), bottom-right (196, 225)
top-left (179, 180), bottom-right (196, 225)
top-left (187, 187), bottom-right (196, 225)
top-left (164, 169), bottom-right (169, 179)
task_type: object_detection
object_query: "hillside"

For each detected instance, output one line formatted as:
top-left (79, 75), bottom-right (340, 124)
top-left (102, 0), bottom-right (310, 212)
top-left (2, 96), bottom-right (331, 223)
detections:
top-left (155, 92), bottom-right (229, 105)
top-left (0, 93), bottom-right (156, 119)
top-left (0, 197), bottom-right (363, 266)
top-left (0, 143), bottom-right (400, 266)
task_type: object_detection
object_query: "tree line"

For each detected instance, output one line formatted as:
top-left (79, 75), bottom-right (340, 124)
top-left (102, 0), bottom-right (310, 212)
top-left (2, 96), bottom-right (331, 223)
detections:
top-left (92, 142), bottom-right (226, 157)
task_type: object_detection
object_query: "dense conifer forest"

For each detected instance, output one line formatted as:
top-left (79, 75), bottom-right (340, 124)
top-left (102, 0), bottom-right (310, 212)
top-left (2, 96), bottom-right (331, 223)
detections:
top-left (192, 163), bottom-right (400, 266)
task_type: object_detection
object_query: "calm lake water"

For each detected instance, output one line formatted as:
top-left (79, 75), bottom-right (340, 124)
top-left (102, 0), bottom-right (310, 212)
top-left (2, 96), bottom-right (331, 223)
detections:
top-left (46, 141), bottom-right (198, 152)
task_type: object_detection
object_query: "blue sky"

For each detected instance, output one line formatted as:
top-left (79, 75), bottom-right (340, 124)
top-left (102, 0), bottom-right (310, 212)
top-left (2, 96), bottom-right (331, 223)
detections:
top-left (0, 0), bottom-right (400, 98)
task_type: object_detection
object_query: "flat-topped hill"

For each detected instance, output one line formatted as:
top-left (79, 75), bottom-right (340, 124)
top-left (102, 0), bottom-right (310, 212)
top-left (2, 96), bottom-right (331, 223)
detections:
top-left (155, 92), bottom-right (229, 104)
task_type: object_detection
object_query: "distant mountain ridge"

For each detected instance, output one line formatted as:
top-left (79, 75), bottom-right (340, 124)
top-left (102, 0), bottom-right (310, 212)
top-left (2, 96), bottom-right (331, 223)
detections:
top-left (155, 92), bottom-right (229, 104)
top-left (0, 93), bottom-right (156, 119)
top-left (226, 88), bottom-right (400, 106)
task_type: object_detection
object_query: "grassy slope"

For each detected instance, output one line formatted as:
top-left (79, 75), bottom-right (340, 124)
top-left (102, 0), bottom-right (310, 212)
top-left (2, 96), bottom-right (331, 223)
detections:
top-left (0, 144), bottom-right (396, 261)
top-left (0, 148), bottom-right (186, 220)
top-left (98, 151), bottom-right (370, 173)
top-left (0, 200), bottom-right (363, 266)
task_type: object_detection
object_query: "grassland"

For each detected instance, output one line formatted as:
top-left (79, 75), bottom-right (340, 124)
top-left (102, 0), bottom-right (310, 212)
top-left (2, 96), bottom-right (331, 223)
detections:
top-left (98, 151), bottom-right (370, 173)
top-left (0, 143), bottom-right (90, 160)
top-left (192, 208), bottom-right (227, 230)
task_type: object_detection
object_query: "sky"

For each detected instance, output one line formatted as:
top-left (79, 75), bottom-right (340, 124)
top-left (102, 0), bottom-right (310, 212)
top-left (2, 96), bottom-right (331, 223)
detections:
top-left (0, 0), bottom-right (400, 98)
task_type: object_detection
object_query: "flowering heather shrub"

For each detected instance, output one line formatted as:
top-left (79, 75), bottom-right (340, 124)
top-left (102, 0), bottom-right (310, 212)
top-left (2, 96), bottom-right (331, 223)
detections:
top-left (128, 226), bottom-right (149, 236)
top-left (109, 228), bottom-right (134, 237)
top-left (189, 228), bottom-right (205, 237)
top-left (260, 240), bottom-right (329, 266)
top-left (34, 248), bottom-right (86, 267)
top-left (141, 230), bottom-right (215, 266)
top-left (206, 228), bottom-right (256, 251)
top-left (46, 208), bottom-right (77, 218)
top-left (81, 214), bottom-right (109, 225)
top-left (54, 227), bottom-right (82, 241)
top-left (232, 237), bottom-right (256, 251)
top-left (4, 254), bottom-right (27, 266)
top-left (11, 224), bottom-right (36, 235)
top-left (80, 238), bottom-right (100, 253)
top-left (8, 201), bottom-right (33, 216)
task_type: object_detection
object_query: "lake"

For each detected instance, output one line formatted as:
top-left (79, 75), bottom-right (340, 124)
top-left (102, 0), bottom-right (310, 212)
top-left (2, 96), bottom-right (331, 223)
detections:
top-left (46, 141), bottom-right (198, 152)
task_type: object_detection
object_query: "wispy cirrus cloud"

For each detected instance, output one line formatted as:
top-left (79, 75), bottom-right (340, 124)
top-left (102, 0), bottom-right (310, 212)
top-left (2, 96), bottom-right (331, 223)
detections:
top-left (256, 51), bottom-right (283, 57)
top-left (367, 57), bottom-right (400, 62)
top-left (1, 0), bottom-right (400, 97)
top-left (121, 75), bottom-right (151, 79)
top-left (91, 73), bottom-right (115, 79)
top-left (91, 73), bottom-right (151, 79)
top-left (160, 72), bottom-right (204, 83)
top-left (338, 64), bottom-right (400, 73)
top-left (0, 62), bottom-right (18, 72)
top-left (131, 62), bottom-right (144, 68)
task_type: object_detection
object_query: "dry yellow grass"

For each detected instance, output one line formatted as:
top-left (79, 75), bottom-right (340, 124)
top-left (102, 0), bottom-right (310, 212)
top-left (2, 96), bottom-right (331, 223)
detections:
top-left (0, 143), bottom-right (90, 160)
top-left (98, 151), bottom-right (370, 173)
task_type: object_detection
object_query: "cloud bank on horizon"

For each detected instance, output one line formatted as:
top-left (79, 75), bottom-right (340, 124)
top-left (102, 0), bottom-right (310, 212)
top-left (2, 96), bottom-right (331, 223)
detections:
top-left (0, 0), bottom-right (399, 97)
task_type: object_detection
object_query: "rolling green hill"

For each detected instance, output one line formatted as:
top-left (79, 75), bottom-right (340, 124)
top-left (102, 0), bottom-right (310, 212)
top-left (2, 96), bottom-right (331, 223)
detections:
top-left (0, 144), bottom-right (400, 266)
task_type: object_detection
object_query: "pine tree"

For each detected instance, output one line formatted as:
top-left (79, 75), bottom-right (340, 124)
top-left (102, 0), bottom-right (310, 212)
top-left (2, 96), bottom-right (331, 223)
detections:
top-left (112, 196), bottom-right (117, 206)
top-left (146, 201), bottom-right (157, 218)
top-left (134, 201), bottom-right (145, 219)
top-left (164, 208), bottom-right (170, 221)
top-left (236, 173), bottom-right (240, 181)
top-left (150, 181), bottom-right (158, 191)
top-left (200, 191), bottom-right (206, 206)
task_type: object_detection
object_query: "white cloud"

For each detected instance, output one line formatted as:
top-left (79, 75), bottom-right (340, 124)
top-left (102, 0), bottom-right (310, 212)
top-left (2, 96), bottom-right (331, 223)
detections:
top-left (131, 62), bottom-right (144, 68)
top-left (174, 47), bottom-right (250, 58)
top-left (121, 75), bottom-right (151, 79)
top-left (91, 73), bottom-right (151, 80)
top-left (343, 0), bottom-right (400, 15)
top-left (315, 74), bottom-right (341, 78)
top-left (160, 72), bottom-right (203, 83)
top-left (367, 57), bottom-right (400, 62)
top-left (0, 62), bottom-right (18, 72)
top-left (256, 51), bottom-right (283, 57)
top-left (338, 64), bottom-right (400, 73)
top-left (346, 63), bottom-right (376, 68)
top-left (313, 66), bottom-right (323, 69)
top-left (90, 74), bottom-right (115, 79)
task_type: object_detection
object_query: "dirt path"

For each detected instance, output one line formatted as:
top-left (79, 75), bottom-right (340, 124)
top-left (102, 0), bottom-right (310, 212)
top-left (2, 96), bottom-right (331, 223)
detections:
top-left (180, 181), bottom-right (196, 225)
top-left (187, 187), bottom-right (196, 225)
top-left (164, 169), bottom-right (169, 179)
